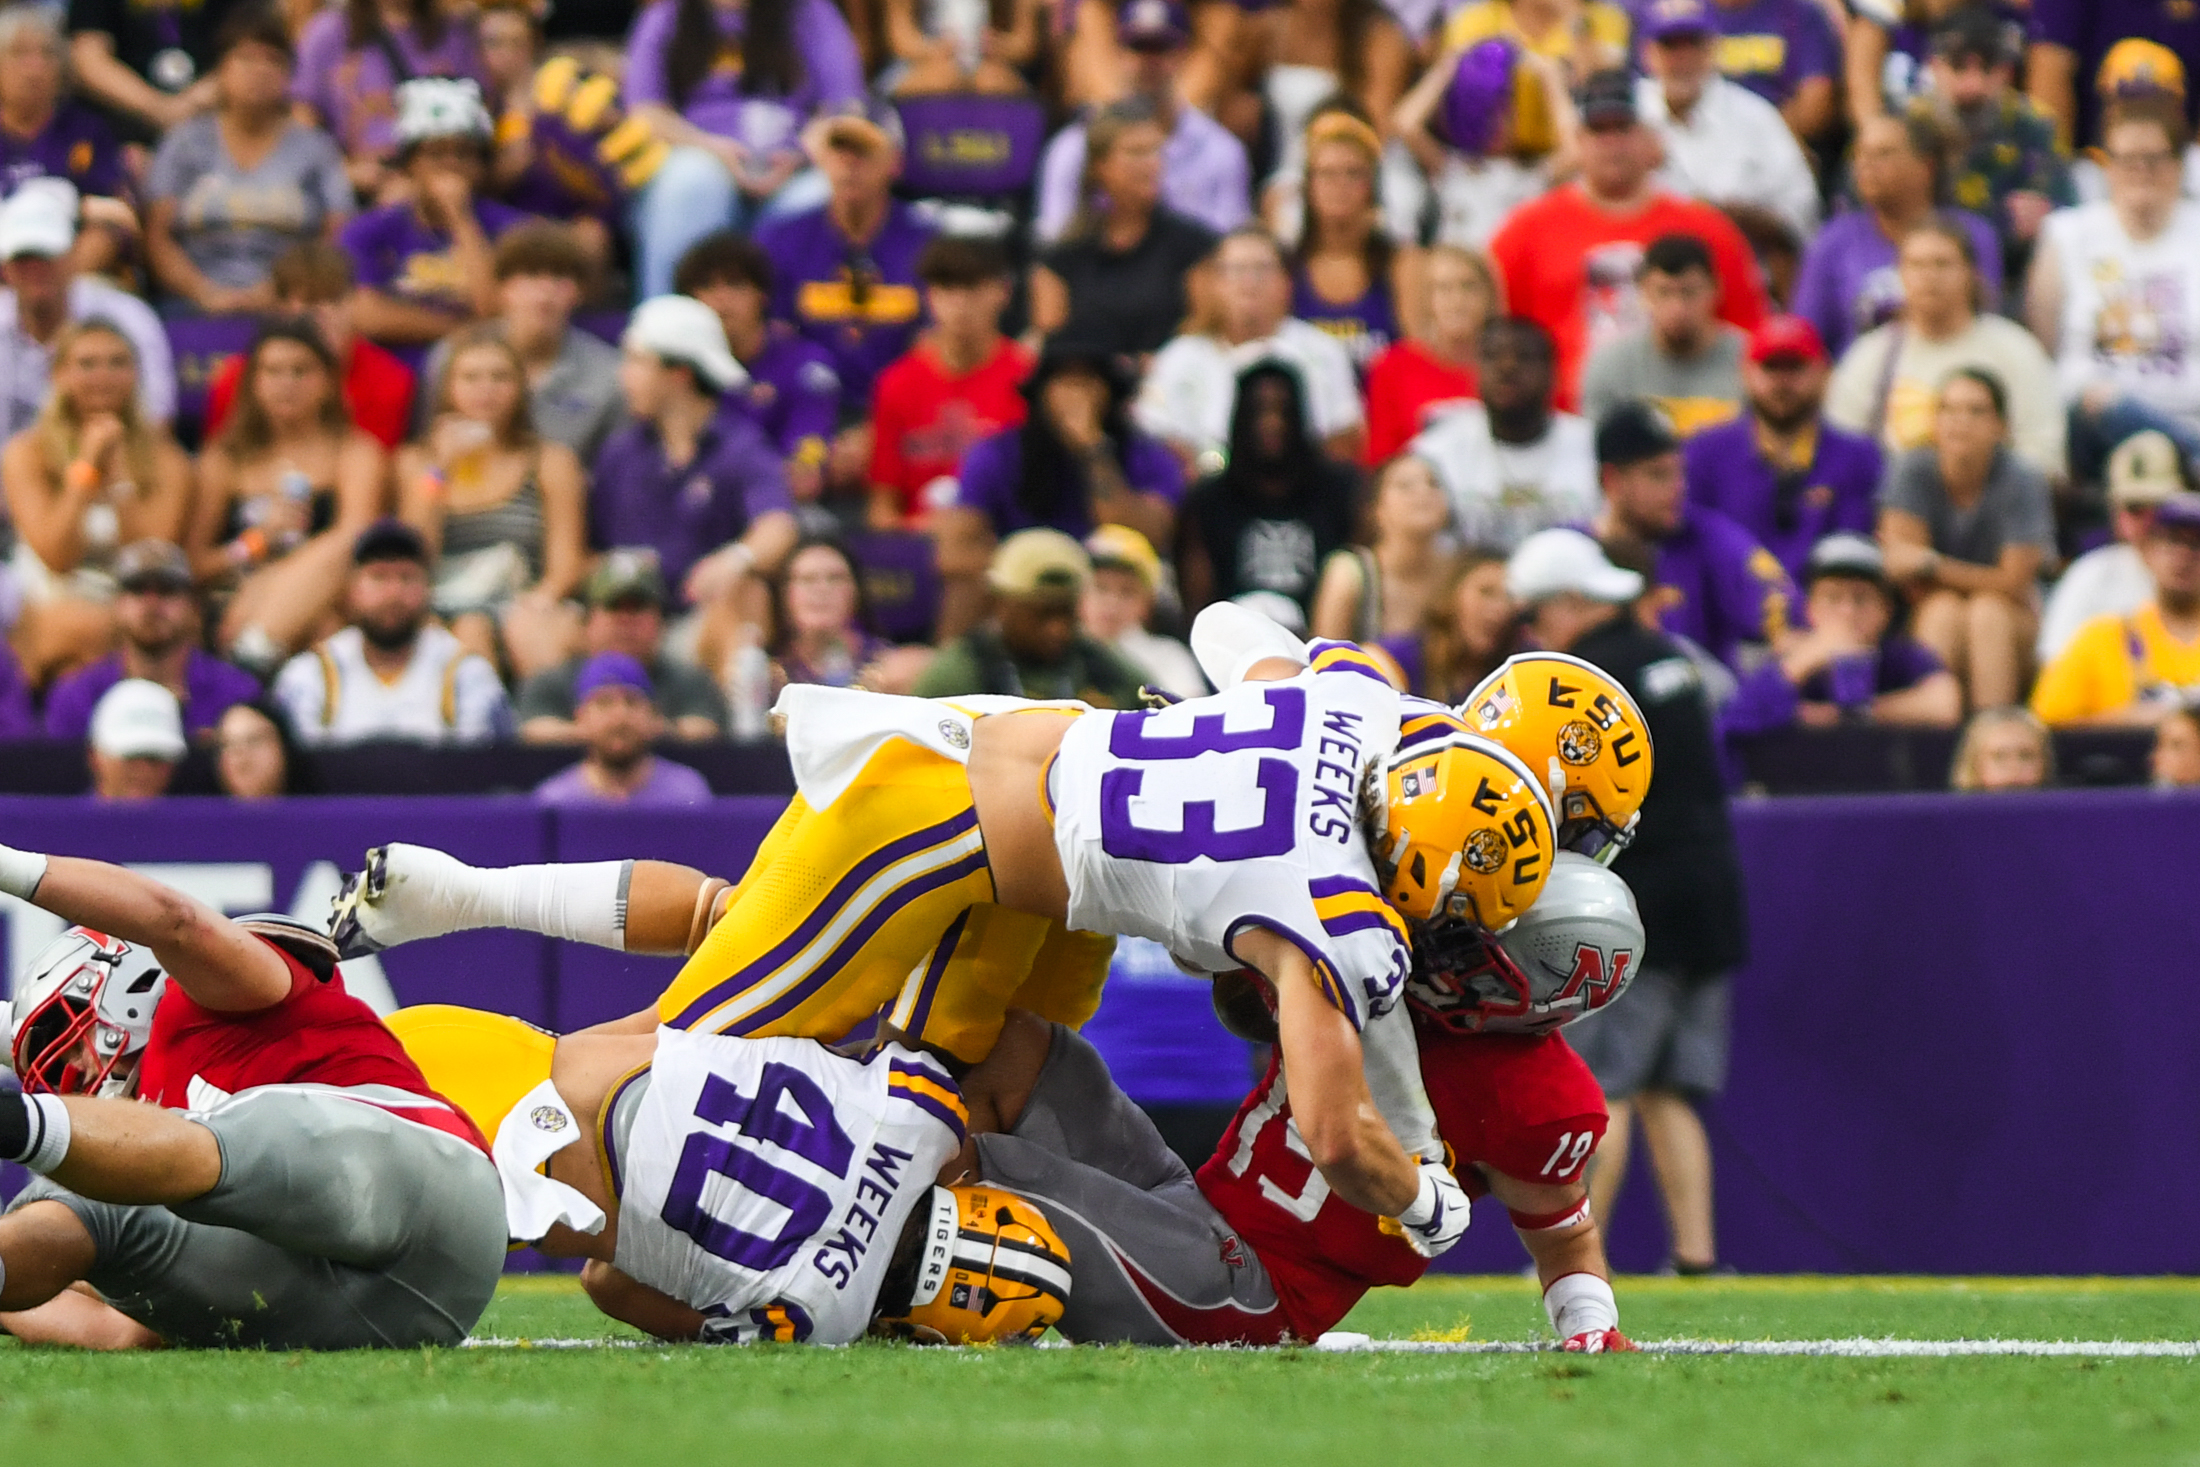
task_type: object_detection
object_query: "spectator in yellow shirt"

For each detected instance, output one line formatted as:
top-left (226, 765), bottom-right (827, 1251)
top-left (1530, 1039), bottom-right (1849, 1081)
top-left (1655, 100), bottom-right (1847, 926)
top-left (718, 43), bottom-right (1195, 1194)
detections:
top-left (2032, 494), bottom-right (2200, 726)
top-left (1442, 0), bottom-right (1631, 82)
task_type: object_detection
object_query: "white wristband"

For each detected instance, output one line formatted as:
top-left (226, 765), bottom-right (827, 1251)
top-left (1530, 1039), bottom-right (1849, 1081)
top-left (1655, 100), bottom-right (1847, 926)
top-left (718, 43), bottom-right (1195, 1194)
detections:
top-left (0, 843), bottom-right (49, 901)
top-left (1543, 1271), bottom-right (1619, 1339)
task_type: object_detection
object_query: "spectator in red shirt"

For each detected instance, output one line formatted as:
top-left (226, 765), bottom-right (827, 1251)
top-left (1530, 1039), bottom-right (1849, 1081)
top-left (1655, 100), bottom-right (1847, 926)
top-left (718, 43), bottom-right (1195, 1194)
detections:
top-left (1489, 68), bottom-right (1767, 409)
top-left (1362, 243), bottom-right (1494, 463)
top-left (204, 241), bottom-right (416, 451)
top-left (867, 234), bottom-right (1031, 528)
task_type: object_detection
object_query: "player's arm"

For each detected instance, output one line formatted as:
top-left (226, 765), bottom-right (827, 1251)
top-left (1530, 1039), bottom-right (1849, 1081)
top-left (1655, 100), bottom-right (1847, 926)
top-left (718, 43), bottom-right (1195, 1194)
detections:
top-left (0, 847), bottom-right (291, 1012)
top-left (1480, 1167), bottom-right (1633, 1354)
top-left (1233, 926), bottom-right (1414, 1214)
top-left (579, 1259), bottom-right (706, 1342)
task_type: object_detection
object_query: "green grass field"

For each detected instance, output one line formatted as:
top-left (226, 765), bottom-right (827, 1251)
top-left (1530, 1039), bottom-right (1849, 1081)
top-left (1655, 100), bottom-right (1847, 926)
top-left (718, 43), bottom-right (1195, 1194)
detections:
top-left (0, 1275), bottom-right (2194, 1466)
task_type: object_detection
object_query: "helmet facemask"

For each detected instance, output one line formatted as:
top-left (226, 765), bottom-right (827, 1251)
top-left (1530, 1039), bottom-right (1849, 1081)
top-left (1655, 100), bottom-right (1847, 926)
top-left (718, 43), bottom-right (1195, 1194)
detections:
top-left (10, 931), bottom-right (164, 1098)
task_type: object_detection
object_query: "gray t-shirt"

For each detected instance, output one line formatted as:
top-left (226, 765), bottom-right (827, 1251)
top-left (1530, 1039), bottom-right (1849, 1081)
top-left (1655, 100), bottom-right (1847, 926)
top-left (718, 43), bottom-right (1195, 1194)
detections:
top-left (1877, 446), bottom-right (2055, 568)
top-left (514, 653), bottom-right (728, 732)
top-left (1578, 326), bottom-right (1746, 436)
top-left (416, 325), bottom-right (626, 464)
top-left (146, 116), bottom-right (351, 290)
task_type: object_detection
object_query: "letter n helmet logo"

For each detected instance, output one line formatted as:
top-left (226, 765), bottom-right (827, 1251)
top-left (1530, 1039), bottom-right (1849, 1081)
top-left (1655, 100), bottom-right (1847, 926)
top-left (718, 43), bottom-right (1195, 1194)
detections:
top-left (1563, 943), bottom-right (1633, 1008)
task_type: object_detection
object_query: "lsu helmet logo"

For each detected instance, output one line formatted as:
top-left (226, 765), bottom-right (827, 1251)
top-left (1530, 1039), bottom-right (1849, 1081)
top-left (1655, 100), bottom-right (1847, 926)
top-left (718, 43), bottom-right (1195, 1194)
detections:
top-left (1462, 827), bottom-right (1508, 876)
top-left (1556, 720), bottom-right (1602, 766)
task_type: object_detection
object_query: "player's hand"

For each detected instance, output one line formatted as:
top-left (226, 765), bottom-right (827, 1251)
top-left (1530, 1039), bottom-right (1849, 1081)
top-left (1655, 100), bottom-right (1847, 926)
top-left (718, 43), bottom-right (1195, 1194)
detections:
top-left (1391, 1156), bottom-right (1470, 1258)
top-left (1562, 1328), bottom-right (1638, 1354)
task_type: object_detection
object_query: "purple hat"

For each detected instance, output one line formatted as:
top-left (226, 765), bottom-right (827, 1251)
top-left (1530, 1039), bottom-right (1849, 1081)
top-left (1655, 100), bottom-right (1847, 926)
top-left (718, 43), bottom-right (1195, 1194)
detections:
top-left (1640, 0), bottom-right (1715, 43)
top-left (2151, 492), bottom-right (2200, 535)
top-left (573, 651), bottom-right (654, 704)
top-left (1117, 0), bottom-right (1190, 50)
top-left (1441, 39), bottom-right (1517, 155)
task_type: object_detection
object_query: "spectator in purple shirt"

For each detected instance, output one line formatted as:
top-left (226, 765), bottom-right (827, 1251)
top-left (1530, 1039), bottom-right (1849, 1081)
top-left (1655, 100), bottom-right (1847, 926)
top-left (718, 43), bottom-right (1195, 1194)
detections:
top-left (1685, 314), bottom-right (1882, 587)
top-left (592, 294), bottom-right (799, 677)
top-left (1793, 109), bottom-right (2002, 356)
top-left (0, 10), bottom-right (127, 278)
top-left (293, 0), bottom-right (485, 202)
top-left (1594, 398), bottom-right (1796, 672)
top-left (340, 79), bottom-right (534, 352)
top-left (754, 107), bottom-right (936, 412)
top-left (677, 231), bottom-right (842, 507)
top-left (623, 0), bottom-right (861, 298)
top-left (1693, 0), bottom-right (1839, 143)
top-left (1722, 532), bottom-right (1961, 736)
top-left (43, 539), bottom-right (261, 742)
top-left (534, 652), bottom-right (714, 807)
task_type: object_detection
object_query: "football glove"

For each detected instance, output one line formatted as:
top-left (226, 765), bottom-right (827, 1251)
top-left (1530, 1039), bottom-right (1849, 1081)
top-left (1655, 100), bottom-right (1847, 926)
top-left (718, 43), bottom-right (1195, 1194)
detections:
top-left (1390, 1155), bottom-right (1471, 1258)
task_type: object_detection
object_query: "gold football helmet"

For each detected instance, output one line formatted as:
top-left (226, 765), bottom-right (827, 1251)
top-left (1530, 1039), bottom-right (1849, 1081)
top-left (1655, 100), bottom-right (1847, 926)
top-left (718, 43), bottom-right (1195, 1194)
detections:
top-left (1460, 652), bottom-right (1653, 864)
top-left (876, 1185), bottom-right (1072, 1344)
top-left (1374, 718), bottom-right (1556, 929)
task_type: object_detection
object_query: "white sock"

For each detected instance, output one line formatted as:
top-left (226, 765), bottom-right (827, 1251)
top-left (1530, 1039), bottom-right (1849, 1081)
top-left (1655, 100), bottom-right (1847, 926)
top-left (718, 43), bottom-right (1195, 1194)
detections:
top-left (20, 1093), bottom-right (72, 1175)
top-left (368, 845), bottom-right (633, 951)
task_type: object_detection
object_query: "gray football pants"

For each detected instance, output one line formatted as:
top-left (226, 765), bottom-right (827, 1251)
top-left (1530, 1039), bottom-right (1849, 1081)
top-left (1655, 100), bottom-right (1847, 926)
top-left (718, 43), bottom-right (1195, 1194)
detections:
top-left (8, 1085), bottom-right (509, 1349)
top-left (973, 1025), bottom-right (1290, 1345)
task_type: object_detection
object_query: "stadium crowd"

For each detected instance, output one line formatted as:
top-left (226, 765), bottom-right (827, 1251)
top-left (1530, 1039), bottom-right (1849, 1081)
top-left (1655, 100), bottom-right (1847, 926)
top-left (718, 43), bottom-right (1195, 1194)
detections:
top-left (0, 0), bottom-right (2193, 803)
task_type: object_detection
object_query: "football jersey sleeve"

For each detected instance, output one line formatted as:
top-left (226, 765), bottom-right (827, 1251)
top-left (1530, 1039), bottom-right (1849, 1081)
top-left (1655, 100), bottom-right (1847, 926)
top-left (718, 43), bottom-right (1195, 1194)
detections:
top-left (1421, 1030), bottom-right (1608, 1188)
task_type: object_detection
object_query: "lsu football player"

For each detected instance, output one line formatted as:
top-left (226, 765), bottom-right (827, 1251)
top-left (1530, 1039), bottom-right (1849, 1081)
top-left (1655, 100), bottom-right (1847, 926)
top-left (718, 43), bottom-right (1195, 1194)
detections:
top-left (949, 853), bottom-right (1645, 1350)
top-left (334, 602), bottom-right (1559, 1260)
top-left (1455, 651), bottom-right (1654, 865)
top-left (388, 1004), bottom-right (1072, 1345)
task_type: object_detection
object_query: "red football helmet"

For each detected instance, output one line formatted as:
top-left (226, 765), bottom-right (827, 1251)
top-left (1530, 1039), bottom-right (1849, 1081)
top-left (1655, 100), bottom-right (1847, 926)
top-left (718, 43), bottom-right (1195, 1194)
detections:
top-left (1405, 853), bottom-right (1644, 1036)
top-left (9, 927), bottom-right (167, 1096)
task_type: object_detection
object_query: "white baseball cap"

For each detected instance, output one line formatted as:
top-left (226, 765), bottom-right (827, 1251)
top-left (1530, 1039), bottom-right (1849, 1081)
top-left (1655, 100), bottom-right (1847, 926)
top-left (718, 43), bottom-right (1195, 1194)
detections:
top-left (0, 177), bottom-right (77, 260)
top-left (622, 294), bottom-right (748, 394)
top-left (1505, 529), bottom-right (1646, 605)
top-left (394, 77), bottom-right (494, 147)
top-left (89, 678), bottom-right (186, 762)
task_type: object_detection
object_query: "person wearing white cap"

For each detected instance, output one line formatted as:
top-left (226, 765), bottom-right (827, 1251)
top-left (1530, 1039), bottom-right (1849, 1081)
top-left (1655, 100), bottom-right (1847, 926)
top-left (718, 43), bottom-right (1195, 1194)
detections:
top-left (1505, 524), bottom-right (1749, 1282)
top-left (0, 178), bottom-right (174, 438)
top-left (2036, 428), bottom-right (2179, 662)
top-left (87, 677), bottom-right (185, 801)
top-left (592, 293), bottom-right (796, 678)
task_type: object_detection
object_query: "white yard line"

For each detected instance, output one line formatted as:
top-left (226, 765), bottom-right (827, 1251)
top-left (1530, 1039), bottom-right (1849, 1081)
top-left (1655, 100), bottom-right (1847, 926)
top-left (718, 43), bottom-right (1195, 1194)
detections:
top-left (459, 1335), bottom-right (2200, 1357)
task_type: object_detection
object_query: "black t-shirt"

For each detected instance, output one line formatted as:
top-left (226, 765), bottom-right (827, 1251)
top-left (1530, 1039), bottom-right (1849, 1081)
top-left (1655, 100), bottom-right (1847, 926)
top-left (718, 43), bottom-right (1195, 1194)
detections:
top-left (1571, 615), bottom-right (1748, 979)
top-left (67, 0), bottom-right (246, 134)
top-left (1181, 464), bottom-right (1358, 618)
top-left (1041, 209), bottom-right (1218, 358)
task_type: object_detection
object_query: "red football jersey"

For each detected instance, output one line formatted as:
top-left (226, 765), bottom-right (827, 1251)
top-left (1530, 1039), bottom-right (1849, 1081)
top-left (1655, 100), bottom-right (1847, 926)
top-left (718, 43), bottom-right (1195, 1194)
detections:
top-left (135, 940), bottom-right (485, 1154)
top-left (1489, 185), bottom-right (1768, 410)
top-left (1363, 341), bottom-right (1477, 465)
top-left (1196, 1027), bottom-right (1607, 1342)
top-left (867, 337), bottom-right (1032, 519)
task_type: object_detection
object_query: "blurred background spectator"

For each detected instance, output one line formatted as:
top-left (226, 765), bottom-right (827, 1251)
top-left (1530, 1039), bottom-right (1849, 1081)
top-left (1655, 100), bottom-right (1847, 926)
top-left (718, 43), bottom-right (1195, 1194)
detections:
top-left (1412, 315), bottom-right (1595, 550)
top-left (534, 650), bottom-right (712, 805)
top-left (87, 676), bottom-right (185, 800)
top-left (397, 324), bottom-right (587, 678)
top-left (1279, 107), bottom-right (1403, 379)
top-left (146, 8), bottom-right (350, 314)
top-left (271, 518), bottom-right (510, 743)
top-left (44, 538), bottom-right (258, 739)
top-left (213, 696), bottom-right (308, 798)
top-left (189, 321), bottom-right (387, 672)
top-left (914, 526), bottom-right (1142, 703)
top-left (1825, 218), bottom-right (2061, 478)
top-left (204, 243), bottom-right (416, 450)
top-left (1949, 704), bottom-right (2053, 791)
top-left (1362, 244), bottom-right (1490, 463)
top-left (1684, 315), bottom-right (1881, 588)
top-left (1176, 359), bottom-right (1357, 618)
top-left (1080, 523), bottom-right (1202, 699)
top-left (2031, 492), bottom-right (2200, 728)
top-left (0, 9), bottom-right (128, 276)
top-left (1310, 450), bottom-right (1451, 642)
top-left (2038, 432), bottom-right (2178, 666)
top-left (1396, 38), bottom-right (1576, 253)
top-left (293, 0), bottom-right (485, 201)
top-left (2150, 703), bottom-right (2200, 788)
top-left (769, 536), bottom-right (890, 691)
top-left (879, 0), bottom-right (1039, 97)
top-left (1376, 545), bottom-right (1511, 700)
top-left (1932, 6), bottom-right (2071, 283)
top-left (516, 553), bottom-right (726, 742)
top-left (1878, 366), bottom-right (2052, 713)
top-left (4, 319), bottom-right (194, 683)
top-left (66, 0), bottom-right (231, 139)
top-left (1580, 232), bottom-right (1744, 436)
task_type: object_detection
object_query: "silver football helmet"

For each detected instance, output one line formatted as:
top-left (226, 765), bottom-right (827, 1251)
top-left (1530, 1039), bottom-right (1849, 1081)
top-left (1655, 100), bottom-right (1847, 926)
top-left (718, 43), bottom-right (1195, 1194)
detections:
top-left (1405, 853), bottom-right (1645, 1036)
top-left (9, 927), bottom-right (168, 1095)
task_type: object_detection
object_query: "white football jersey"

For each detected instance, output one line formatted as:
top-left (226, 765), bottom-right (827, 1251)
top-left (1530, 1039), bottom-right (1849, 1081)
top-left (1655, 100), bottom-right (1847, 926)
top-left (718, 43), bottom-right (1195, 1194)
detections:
top-left (1050, 643), bottom-right (1411, 1028)
top-left (612, 1029), bottom-right (964, 1344)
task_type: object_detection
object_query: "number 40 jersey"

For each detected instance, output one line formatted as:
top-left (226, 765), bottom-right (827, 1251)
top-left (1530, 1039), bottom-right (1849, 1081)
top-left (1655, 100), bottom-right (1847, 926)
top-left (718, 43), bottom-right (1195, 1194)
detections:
top-left (1050, 647), bottom-right (1410, 1029)
top-left (611, 1028), bottom-right (967, 1344)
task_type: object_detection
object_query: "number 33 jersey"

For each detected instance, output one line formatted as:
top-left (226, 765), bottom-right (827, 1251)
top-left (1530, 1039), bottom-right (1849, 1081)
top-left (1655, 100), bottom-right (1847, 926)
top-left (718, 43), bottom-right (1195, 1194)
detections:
top-left (611, 1029), bottom-right (967, 1344)
top-left (1050, 647), bottom-right (1410, 1028)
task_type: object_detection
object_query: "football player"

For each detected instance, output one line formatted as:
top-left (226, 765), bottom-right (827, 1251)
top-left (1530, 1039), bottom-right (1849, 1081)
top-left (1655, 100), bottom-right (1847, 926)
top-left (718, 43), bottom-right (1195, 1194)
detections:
top-left (387, 1004), bottom-right (1073, 1345)
top-left (948, 853), bottom-right (1644, 1351)
top-left (0, 845), bottom-right (506, 1350)
top-left (333, 602), bottom-right (1559, 1260)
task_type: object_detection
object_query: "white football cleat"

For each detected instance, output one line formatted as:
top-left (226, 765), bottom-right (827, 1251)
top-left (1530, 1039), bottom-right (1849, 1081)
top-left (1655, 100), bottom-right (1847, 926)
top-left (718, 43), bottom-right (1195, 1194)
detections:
top-left (328, 843), bottom-right (478, 956)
